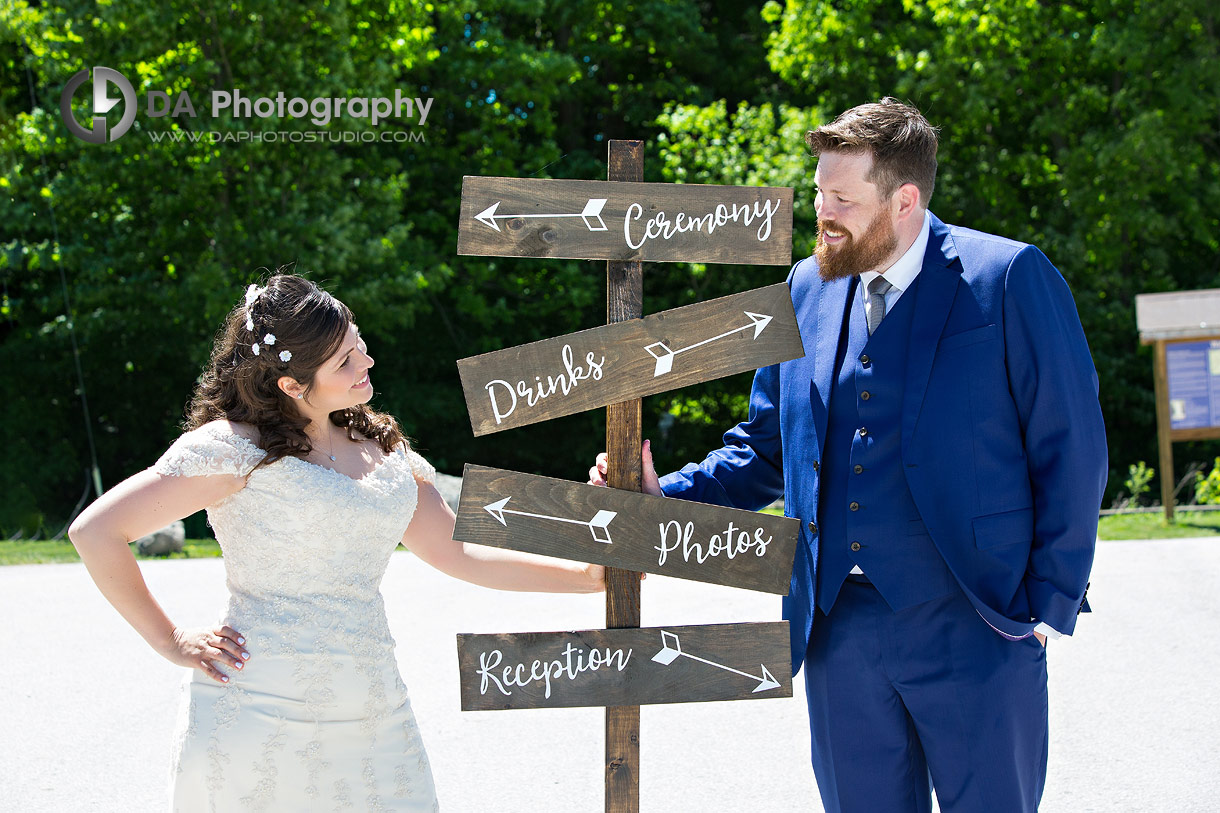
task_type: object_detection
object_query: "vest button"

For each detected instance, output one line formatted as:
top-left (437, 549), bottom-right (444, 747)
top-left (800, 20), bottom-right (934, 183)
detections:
top-left (853, 464), bottom-right (863, 474)
top-left (807, 521), bottom-right (818, 534)
top-left (860, 354), bottom-right (871, 367)
top-left (850, 541), bottom-right (862, 552)
top-left (812, 461), bottom-right (820, 471)
top-left (849, 501), bottom-right (860, 511)
top-left (861, 391), bottom-right (871, 401)
top-left (859, 426), bottom-right (869, 437)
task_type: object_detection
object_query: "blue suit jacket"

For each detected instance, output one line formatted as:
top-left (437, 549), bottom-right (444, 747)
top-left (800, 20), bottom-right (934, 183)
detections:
top-left (660, 213), bottom-right (1108, 674)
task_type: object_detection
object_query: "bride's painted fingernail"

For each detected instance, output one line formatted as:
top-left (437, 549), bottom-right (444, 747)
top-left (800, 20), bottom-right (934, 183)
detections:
top-left (233, 662), bottom-right (242, 669)
top-left (237, 637), bottom-right (245, 644)
top-left (221, 676), bottom-right (228, 682)
top-left (241, 651), bottom-right (250, 659)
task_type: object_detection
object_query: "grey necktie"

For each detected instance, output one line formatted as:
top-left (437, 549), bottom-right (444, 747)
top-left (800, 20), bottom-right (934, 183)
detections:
top-left (866, 276), bottom-right (894, 335)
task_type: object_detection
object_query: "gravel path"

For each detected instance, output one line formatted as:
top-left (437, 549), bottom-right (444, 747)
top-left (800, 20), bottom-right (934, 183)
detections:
top-left (2, 537), bottom-right (1217, 812)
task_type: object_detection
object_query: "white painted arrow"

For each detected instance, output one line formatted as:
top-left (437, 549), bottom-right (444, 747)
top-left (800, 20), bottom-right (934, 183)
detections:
top-left (484, 497), bottom-right (617, 544)
top-left (650, 630), bottom-right (781, 693)
top-left (644, 311), bottom-right (774, 377)
top-left (474, 198), bottom-right (609, 232)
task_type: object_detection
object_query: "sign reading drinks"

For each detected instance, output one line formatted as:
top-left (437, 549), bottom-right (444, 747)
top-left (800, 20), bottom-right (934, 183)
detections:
top-left (457, 283), bottom-right (803, 436)
top-left (454, 465), bottom-right (799, 595)
top-left (456, 177), bottom-right (794, 265)
top-left (457, 622), bottom-right (791, 711)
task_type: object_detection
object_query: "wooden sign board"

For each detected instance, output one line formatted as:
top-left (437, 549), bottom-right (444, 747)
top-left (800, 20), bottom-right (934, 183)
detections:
top-left (457, 176), bottom-right (793, 265)
top-left (454, 465), bottom-right (799, 595)
top-left (457, 622), bottom-right (791, 711)
top-left (1164, 339), bottom-right (1220, 433)
top-left (457, 282), bottom-right (803, 436)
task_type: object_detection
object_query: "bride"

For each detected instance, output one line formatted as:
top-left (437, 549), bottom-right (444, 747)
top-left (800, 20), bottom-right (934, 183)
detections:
top-left (68, 274), bottom-right (606, 811)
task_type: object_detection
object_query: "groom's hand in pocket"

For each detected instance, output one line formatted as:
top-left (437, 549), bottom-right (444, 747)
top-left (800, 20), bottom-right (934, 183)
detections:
top-left (588, 438), bottom-right (662, 497)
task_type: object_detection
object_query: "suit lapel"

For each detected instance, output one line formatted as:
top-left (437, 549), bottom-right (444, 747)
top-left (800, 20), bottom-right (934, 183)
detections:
top-left (812, 275), bottom-right (853, 447)
top-left (902, 215), bottom-right (962, 454)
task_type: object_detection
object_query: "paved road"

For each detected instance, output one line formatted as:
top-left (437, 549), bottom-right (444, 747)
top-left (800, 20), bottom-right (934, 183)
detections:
top-left (3, 538), bottom-right (1218, 812)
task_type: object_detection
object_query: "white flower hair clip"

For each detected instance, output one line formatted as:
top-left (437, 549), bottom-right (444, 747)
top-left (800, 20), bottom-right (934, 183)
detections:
top-left (241, 286), bottom-right (290, 363)
top-left (243, 284), bottom-right (263, 330)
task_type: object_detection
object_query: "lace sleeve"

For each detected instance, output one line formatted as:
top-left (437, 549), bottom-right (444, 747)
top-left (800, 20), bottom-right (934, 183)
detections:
top-left (404, 449), bottom-right (436, 485)
top-left (153, 422), bottom-right (267, 478)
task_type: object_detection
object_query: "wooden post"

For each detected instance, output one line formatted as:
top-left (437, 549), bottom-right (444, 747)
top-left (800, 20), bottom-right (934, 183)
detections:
top-left (1152, 339), bottom-right (1175, 521)
top-left (604, 138), bottom-right (643, 813)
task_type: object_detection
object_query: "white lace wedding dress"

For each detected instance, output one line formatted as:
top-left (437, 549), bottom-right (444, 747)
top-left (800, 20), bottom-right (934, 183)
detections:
top-left (154, 421), bottom-right (440, 812)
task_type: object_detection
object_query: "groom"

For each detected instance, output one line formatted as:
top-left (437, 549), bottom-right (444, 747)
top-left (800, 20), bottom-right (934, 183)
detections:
top-left (592, 98), bottom-right (1107, 812)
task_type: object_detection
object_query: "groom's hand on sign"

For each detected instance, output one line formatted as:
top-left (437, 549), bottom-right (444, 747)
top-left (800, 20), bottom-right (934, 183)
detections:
top-left (588, 438), bottom-right (662, 496)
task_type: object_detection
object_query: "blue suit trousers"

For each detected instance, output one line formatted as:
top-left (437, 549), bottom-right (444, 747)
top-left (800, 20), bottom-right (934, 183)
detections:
top-left (805, 581), bottom-right (1049, 813)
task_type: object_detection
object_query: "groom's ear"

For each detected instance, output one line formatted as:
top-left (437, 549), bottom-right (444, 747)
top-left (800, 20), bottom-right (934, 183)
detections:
top-left (893, 182), bottom-right (922, 219)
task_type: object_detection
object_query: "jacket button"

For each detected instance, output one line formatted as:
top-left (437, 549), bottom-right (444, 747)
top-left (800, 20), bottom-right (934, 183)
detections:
top-left (849, 501), bottom-right (860, 511)
top-left (807, 521), bottom-right (818, 534)
top-left (860, 391), bottom-right (871, 401)
top-left (850, 541), bottom-right (862, 552)
top-left (853, 464), bottom-right (863, 474)
top-left (859, 426), bottom-right (868, 437)
top-left (812, 461), bottom-right (820, 471)
top-left (860, 354), bottom-right (871, 367)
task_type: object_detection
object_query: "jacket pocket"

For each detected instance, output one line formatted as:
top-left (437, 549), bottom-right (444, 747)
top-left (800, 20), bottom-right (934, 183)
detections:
top-left (972, 507), bottom-right (1034, 550)
top-left (938, 323), bottom-right (999, 352)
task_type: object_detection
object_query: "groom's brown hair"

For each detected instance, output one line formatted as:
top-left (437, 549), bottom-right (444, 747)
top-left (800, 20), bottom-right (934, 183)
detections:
top-left (805, 97), bottom-right (939, 207)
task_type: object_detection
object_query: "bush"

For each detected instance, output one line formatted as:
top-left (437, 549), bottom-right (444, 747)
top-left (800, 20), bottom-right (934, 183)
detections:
top-left (1194, 458), bottom-right (1220, 505)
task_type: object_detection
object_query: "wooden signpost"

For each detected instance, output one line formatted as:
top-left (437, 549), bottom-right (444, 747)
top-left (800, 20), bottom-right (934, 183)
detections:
top-left (457, 282), bottom-right (803, 435)
top-left (454, 140), bottom-right (798, 812)
top-left (458, 622), bottom-right (790, 711)
top-left (454, 464), bottom-right (798, 594)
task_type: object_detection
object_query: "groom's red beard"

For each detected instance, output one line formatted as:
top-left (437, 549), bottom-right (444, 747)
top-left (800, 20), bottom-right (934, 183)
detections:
top-left (815, 208), bottom-right (899, 281)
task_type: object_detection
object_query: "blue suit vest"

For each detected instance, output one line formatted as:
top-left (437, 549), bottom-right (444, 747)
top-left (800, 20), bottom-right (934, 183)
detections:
top-left (816, 274), bottom-right (957, 614)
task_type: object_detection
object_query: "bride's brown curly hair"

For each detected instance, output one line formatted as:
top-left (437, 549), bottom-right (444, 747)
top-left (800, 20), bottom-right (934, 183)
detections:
top-left (185, 273), bottom-right (408, 467)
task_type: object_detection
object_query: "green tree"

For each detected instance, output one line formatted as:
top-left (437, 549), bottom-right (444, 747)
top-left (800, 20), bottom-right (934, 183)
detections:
top-left (656, 0), bottom-right (1220, 502)
top-left (0, 0), bottom-right (779, 534)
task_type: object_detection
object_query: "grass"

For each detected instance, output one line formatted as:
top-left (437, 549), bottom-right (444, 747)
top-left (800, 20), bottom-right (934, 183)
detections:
top-left (1097, 509), bottom-right (1220, 540)
top-left (760, 503), bottom-right (1220, 541)
top-left (1, 509), bottom-right (1214, 565)
top-left (0, 539), bottom-right (222, 566)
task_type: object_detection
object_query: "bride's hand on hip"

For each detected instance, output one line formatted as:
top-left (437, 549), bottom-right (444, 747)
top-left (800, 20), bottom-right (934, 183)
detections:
top-left (167, 625), bottom-right (250, 683)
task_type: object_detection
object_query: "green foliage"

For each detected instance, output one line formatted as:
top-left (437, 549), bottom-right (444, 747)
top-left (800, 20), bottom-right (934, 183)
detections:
top-left (0, 0), bottom-right (777, 533)
top-left (657, 0), bottom-right (1220, 503)
top-left (1123, 460), bottom-right (1155, 507)
top-left (3, 0), bottom-right (1218, 532)
top-left (1194, 458), bottom-right (1220, 506)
